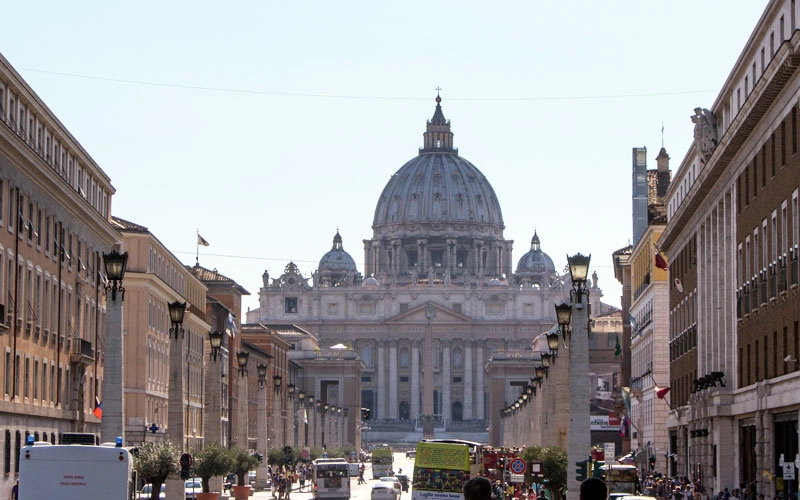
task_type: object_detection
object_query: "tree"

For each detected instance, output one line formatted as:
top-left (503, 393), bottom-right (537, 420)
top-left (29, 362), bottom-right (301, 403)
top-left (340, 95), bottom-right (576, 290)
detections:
top-left (134, 441), bottom-right (180, 500)
top-left (193, 443), bottom-right (234, 493)
top-left (229, 447), bottom-right (260, 487)
top-left (522, 445), bottom-right (568, 500)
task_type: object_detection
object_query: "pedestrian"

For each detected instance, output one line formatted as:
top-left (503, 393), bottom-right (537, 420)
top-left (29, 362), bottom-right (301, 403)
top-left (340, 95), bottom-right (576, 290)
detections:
top-left (10, 479), bottom-right (18, 500)
top-left (464, 477), bottom-right (493, 500)
top-left (579, 477), bottom-right (608, 500)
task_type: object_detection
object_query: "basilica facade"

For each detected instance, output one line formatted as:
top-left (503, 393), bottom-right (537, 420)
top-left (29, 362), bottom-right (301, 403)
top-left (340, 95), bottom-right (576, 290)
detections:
top-left (246, 96), bottom-right (614, 444)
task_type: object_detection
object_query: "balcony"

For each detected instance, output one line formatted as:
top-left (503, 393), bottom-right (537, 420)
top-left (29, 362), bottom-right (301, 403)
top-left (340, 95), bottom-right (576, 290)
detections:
top-left (69, 337), bottom-right (94, 365)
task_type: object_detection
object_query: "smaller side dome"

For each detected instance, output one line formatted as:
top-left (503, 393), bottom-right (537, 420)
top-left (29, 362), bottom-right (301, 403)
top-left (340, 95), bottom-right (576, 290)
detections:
top-left (515, 231), bottom-right (556, 275)
top-left (318, 231), bottom-right (358, 274)
top-left (316, 231), bottom-right (361, 287)
top-left (363, 275), bottom-right (379, 287)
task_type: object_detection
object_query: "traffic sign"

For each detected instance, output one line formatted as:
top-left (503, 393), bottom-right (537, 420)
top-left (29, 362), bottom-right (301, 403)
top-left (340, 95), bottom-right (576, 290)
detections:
top-left (784, 462), bottom-right (796, 480)
top-left (510, 458), bottom-right (526, 474)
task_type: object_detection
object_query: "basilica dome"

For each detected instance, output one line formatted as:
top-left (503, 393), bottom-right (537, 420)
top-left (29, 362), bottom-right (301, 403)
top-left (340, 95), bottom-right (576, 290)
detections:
top-left (319, 231), bottom-right (357, 274)
top-left (515, 231), bottom-right (556, 276)
top-left (373, 96), bottom-right (504, 231)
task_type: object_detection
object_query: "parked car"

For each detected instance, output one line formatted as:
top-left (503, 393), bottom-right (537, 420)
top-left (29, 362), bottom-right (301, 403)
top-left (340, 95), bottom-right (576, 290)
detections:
top-left (371, 483), bottom-right (399, 500)
top-left (185, 479), bottom-right (203, 499)
top-left (380, 476), bottom-right (403, 497)
top-left (138, 483), bottom-right (165, 499)
top-left (405, 450), bottom-right (416, 458)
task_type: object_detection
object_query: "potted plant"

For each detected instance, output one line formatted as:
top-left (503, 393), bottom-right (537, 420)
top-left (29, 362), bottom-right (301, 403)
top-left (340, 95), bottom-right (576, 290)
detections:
top-left (193, 443), bottom-right (234, 500)
top-left (229, 447), bottom-right (259, 500)
top-left (133, 441), bottom-right (180, 500)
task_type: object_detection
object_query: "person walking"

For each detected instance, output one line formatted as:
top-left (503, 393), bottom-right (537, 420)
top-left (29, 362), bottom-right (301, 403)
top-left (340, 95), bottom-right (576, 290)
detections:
top-left (10, 479), bottom-right (18, 500)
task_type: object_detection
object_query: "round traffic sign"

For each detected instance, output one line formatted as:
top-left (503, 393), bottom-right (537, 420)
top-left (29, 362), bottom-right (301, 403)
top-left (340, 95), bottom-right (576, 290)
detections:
top-left (510, 458), bottom-right (526, 474)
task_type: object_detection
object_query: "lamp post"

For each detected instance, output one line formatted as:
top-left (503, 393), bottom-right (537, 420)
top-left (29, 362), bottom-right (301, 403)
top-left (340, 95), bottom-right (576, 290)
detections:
top-left (256, 362), bottom-right (269, 490)
top-left (298, 391), bottom-right (306, 448)
top-left (307, 394), bottom-right (315, 447)
top-left (563, 253), bottom-right (591, 500)
top-left (166, 300), bottom-right (187, 500)
top-left (204, 328), bottom-right (226, 495)
top-left (273, 375), bottom-right (284, 447)
top-left (100, 250), bottom-right (128, 444)
top-left (236, 350), bottom-right (249, 450)
top-left (288, 384), bottom-right (298, 447)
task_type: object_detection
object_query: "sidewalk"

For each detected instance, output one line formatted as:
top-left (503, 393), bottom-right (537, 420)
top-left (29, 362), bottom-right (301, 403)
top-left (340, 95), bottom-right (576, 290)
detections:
top-left (250, 486), bottom-right (315, 499)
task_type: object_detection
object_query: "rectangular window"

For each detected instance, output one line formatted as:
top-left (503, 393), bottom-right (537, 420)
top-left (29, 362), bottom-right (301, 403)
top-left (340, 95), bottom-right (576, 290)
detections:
top-left (399, 303), bottom-right (409, 314)
top-left (23, 356), bottom-right (29, 399)
top-left (794, 107), bottom-right (798, 155)
top-left (453, 377), bottom-right (462, 383)
top-left (772, 135), bottom-right (777, 177)
top-left (3, 351), bottom-right (9, 396)
top-left (781, 122), bottom-right (786, 167)
top-left (284, 297), bottom-right (298, 314)
top-left (0, 179), bottom-right (4, 228)
top-left (452, 303), bottom-right (462, 314)
top-left (33, 359), bottom-right (38, 400)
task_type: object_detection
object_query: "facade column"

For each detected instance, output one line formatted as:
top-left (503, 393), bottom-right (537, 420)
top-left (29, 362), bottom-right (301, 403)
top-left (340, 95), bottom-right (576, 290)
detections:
top-left (389, 340), bottom-right (398, 419)
top-left (463, 341), bottom-right (473, 420)
top-left (442, 340), bottom-right (451, 424)
top-left (567, 295), bottom-right (591, 500)
top-left (476, 344), bottom-right (485, 420)
top-left (377, 341), bottom-right (386, 420)
top-left (256, 381), bottom-right (269, 490)
top-left (411, 341), bottom-right (420, 421)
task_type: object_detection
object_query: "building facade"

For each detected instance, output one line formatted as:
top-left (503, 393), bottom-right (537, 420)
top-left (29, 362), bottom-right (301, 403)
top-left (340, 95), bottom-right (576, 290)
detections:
top-left (246, 96), bottom-right (620, 446)
top-left (660, 1), bottom-right (800, 496)
top-left (0, 51), bottom-right (119, 496)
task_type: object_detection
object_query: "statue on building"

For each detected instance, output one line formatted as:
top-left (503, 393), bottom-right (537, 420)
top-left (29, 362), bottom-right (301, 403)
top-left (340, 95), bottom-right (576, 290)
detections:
top-left (691, 107), bottom-right (718, 164)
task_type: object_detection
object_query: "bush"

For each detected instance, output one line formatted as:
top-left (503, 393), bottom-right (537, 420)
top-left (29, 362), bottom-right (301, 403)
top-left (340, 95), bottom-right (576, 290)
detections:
top-left (134, 441), bottom-right (180, 500)
top-left (229, 447), bottom-right (260, 486)
top-left (193, 443), bottom-right (234, 493)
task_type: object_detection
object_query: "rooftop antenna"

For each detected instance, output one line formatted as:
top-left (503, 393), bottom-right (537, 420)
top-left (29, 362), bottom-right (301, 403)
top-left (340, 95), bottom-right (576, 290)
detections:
top-left (661, 121), bottom-right (665, 148)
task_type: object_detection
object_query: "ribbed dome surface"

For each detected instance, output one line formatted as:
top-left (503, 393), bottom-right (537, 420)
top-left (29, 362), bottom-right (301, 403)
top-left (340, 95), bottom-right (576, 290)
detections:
top-left (373, 153), bottom-right (503, 228)
top-left (373, 96), bottom-right (504, 231)
top-left (318, 232), bottom-right (357, 273)
top-left (516, 232), bottom-right (556, 275)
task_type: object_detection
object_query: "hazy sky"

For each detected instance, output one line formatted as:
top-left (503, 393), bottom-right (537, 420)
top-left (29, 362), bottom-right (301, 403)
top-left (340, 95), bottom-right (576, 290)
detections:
top-left (1, 1), bottom-right (769, 316)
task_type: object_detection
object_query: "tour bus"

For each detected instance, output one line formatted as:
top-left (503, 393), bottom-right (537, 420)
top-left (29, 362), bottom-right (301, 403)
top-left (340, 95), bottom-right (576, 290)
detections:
top-left (412, 439), bottom-right (486, 500)
top-left (599, 464), bottom-right (641, 498)
top-left (313, 457), bottom-right (351, 500)
top-left (19, 434), bottom-right (134, 500)
top-left (371, 444), bottom-right (395, 479)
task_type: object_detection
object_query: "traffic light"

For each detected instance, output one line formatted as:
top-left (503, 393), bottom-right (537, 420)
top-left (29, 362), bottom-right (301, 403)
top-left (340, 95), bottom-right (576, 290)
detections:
top-left (180, 453), bottom-right (193, 480)
top-left (649, 455), bottom-right (656, 470)
top-left (575, 460), bottom-right (588, 482)
top-left (362, 407), bottom-right (370, 420)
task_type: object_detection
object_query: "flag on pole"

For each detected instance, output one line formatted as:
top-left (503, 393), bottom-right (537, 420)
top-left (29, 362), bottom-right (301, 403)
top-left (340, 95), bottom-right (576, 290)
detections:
top-left (619, 415), bottom-right (630, 437)
top-left (654, 244), bottom-right (669, 270)
top-left (655, 386), bottom-right (671, 399)
top-left (303, 409), bottom-right (308, 424)
top-left (197, 234), bottom-right (210, 247)
top-left (93, 397), bottom-right (103, 419)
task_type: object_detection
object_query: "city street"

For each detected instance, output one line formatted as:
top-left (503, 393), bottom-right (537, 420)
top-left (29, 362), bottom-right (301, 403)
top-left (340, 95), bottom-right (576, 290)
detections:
top-left (251, 453), bottom-right (415, 500)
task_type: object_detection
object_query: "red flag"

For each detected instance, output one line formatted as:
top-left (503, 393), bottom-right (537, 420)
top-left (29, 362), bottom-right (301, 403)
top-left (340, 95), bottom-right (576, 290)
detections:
top-left (655, 386), bottom-right (671, 399)
top-left (93, 397), bottom-right (103, 419)
top-left (654, 250), bottom-right (669, 271)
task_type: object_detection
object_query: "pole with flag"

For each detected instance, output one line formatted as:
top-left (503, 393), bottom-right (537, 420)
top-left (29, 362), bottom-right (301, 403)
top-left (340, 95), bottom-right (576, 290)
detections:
top-left (93, 397), bottom-right (103, 420)
top-left (654, 244), bottom-right (669, 271)
top-left (196, 229), bottom-right (210, 265)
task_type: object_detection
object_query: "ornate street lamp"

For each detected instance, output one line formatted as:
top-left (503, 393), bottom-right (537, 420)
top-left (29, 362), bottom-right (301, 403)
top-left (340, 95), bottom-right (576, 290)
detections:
top-left (102, 250), bottom-right (128, 301)
top-left (308, 395), bottom-right (315, 406)
top-left (298, 391), bottom-right (306, 407)
top-left (546, 330), bottom-right (560, 354)
top-left (273, 374), bottom-right (282, 394)
top-left (209, 330), bottom-right (223, 361)
top-left (287, 384), bottom-right (295, 398)
top-left (236, 350), bottom-right (249, 377)
top-left (535, 365), bottom-right (546, 379)
top-left (567, 253), bottom-right (592, 302)
top-left (525, 385), bottom-right (534, 396)
top-left (257, 363), bottom-right (268, 388)
top-left (541, 352), bottom-right (552, 368)
top-left (168, 301), bottom-right (187, 340)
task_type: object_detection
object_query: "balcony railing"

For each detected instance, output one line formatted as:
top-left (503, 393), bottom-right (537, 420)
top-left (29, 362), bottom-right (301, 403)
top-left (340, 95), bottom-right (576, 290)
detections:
top-left (69, 337), bottom-right (94, 365)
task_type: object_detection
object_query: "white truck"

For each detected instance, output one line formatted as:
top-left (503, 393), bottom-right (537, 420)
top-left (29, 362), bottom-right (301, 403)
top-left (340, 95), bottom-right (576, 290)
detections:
top-left (19, 434), bottom-right (134, 500)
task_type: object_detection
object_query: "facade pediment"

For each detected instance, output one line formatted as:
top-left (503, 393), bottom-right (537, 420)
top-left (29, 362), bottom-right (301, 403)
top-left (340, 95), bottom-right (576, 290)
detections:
top-left (388, 301), bottom-right (472, 323)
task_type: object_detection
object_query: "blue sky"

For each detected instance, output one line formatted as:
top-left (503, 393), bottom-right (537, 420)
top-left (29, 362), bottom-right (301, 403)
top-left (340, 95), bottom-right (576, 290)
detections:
top-left (1, 1), bottom-right (769, 315)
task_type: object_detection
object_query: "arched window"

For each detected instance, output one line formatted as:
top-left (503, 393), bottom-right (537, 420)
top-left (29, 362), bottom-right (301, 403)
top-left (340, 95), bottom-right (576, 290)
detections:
top-left (361, 345), bottom-right (372, 367)
top-left (452, 401), bottom-right (463, 421)
top-left (452, 347), bottom-right (463, 369)
top-left (399, 347), bottom-right (410, 369)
